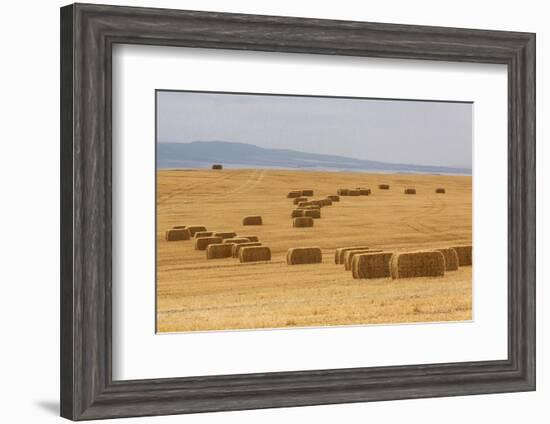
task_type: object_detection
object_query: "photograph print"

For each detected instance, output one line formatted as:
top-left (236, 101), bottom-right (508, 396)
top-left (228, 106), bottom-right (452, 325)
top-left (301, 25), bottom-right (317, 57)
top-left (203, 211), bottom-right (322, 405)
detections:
top-left (156, 90), bottom-right (473, 333)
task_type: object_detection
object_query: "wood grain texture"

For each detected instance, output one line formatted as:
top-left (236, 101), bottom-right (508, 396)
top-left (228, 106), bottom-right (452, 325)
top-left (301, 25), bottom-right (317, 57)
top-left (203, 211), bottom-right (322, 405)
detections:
top-left (60, 3), bottom-right (536, 420)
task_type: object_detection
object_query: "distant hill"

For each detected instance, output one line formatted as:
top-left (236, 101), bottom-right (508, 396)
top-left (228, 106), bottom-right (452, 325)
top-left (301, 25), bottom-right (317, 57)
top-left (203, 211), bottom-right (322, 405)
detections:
top-left (157, 141), bottom-right (471, 175)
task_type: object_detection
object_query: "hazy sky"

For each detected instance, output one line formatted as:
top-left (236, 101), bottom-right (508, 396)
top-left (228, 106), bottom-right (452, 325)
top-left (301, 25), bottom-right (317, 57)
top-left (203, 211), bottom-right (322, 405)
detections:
top-left (157, 90), bottom-right (472, 168)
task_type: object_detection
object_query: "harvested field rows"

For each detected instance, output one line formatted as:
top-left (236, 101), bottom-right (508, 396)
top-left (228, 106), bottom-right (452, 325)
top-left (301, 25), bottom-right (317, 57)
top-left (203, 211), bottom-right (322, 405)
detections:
top-left (157, 169), bottom-right (472, 332)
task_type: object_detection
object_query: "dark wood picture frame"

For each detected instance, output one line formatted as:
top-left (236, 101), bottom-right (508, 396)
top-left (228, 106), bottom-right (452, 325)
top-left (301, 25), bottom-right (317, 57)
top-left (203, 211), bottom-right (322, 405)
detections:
top-left (60, 3), bottom-right (536, 421)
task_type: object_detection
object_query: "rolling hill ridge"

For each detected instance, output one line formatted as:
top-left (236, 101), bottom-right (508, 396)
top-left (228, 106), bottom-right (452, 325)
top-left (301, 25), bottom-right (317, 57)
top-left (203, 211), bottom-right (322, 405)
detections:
top-left (157, 141), bottom-right (471, 175)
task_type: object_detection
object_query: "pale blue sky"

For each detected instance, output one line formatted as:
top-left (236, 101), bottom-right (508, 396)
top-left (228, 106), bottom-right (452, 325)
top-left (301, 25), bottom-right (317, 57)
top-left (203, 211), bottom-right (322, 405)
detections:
top-left (157, 90), bottom-right (472, 168)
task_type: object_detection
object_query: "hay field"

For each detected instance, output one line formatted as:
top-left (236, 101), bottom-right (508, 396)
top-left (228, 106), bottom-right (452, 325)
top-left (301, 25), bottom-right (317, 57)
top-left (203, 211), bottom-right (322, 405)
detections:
top-left (157, 168), bottom-right (472, 333)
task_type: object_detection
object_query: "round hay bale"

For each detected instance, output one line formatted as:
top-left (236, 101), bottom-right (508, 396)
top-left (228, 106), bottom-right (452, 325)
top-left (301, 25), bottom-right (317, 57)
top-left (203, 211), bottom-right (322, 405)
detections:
top-left (344, 249), bottom-right (383, 270)
top-left (334, 246), bottom-right (371, 264)
top-left (378, 184), bottom-right (390, 190)
top-left (293, 217), bottom-right (314, 228)
top-left (359, 188), bottom-right (371, 196)
top-left (436, 188), bottom-right (446, 194)
top-left (452, 245), bottom-right (472, 266)
top-left (390, 250), bottom-right (445, 279)
top-left (436, 247), bottom-right (459, 271)
top-left (348, 189), bottom-right (361, 196)
top-left (194, 231), bottom-right (213, 239)
top-left (241, 235), bottom-right (259, 242)
top-left (223, 237), bottom-right (251, 245)
top-left (337, 188), bottom-right (350, 196)
top-left (213, 231), bottom-right (238, 239)
top-left (187, 225), bottom-right (207, 236)
top-left (286, 247), bottom-right (322, 265)
top-left (301, 189), bottom-right (314, 196)
top-left (287, 191), bottom-right (302, 198)
top-left (194, 236), bottom-right (222, 250)
top-left (404, 188), bottom-right (417, 194)
top-left (232, 242), bottom-right (262, 258)
top-left (212, 164), bottom-right (223, 170)
top-left (165, 228), bottom-right (190, 241)
top-left (303, 209), bottom-right (321, 219)
top-left (293, 197), bottom-right (308, 205)
top-left (291, 209), bottom-right (304, 218)
top-left (327, 195), bottom-right (340, 202)
top-left (352, 252), bottom-right (394, 279)
top-left (242, 216), bottom-right (262, 225)
top-left (206, 243), bottom-right (233, 259)
top-left (239, 246), bottom-right (271, 262)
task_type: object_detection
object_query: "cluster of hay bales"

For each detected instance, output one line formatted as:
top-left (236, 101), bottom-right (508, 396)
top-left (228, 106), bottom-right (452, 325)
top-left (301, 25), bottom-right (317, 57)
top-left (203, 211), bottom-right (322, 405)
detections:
top-left (333, 184), bottom-right (447, 197)
top-left (242, 216), bottom-right (262, 225)
top-left (285, 188), bottom-right (338, 227)
top-left (240, 246), bottom-right (271, 263)
top-left (336, 244), bottom-right (470, 279)
top-left (211, 164), bottom-right (223, 170)
top-left (201, 231), bottom-right (267, 261)
top-left (207, 236), bottom-right (266, 260)
top-left (293, 216), bottom-right (314, 227)
top-left (206, 241), bottom-right (270, 262)
top-left (390, 251), bottom-right (445, 279)
top-left (287, 247), bottom-right (322, 265)
top-left (164, 212), bottom-right (271, 262)
top-left (192, 230), bottom-right (262, 253)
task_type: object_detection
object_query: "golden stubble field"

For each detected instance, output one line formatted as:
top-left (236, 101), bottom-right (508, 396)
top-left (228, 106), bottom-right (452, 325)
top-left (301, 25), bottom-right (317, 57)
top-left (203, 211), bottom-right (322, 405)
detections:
top-left (157, 168), bottom-right (472, 333)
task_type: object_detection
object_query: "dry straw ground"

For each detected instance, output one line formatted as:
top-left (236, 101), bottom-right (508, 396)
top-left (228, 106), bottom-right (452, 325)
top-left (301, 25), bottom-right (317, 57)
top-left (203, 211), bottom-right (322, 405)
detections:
top-left (157, 169), bottom-right (472, 332)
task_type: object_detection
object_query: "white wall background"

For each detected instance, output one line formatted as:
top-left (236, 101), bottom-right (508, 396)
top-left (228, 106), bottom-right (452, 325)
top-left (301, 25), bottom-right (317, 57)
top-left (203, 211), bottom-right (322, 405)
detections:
top-left (0, 0), bottom-right (546, 422)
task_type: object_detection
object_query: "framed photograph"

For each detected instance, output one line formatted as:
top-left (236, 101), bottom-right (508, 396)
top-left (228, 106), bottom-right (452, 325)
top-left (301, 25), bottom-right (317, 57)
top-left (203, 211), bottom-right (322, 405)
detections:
top-left (60, 3), bottom-right (536, 420)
